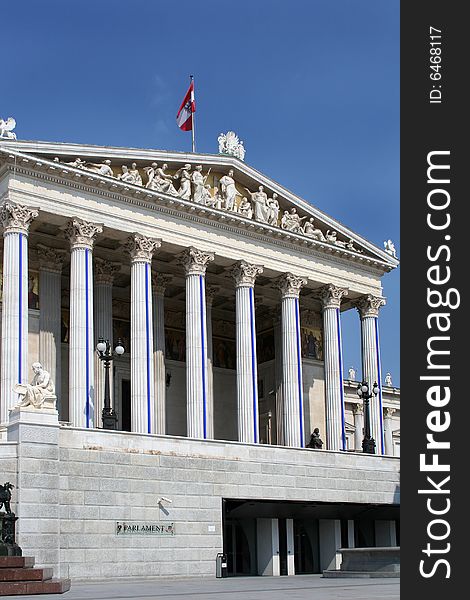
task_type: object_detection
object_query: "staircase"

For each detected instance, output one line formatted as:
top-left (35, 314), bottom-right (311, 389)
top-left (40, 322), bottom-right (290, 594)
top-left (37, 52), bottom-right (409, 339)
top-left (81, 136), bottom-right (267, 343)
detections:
top-left (0, 556), bottom-right (71, 595)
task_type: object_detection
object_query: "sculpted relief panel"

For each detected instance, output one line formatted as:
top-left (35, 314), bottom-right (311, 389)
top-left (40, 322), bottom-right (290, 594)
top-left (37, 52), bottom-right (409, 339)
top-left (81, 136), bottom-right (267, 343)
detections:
top-left (52, 156), bottom-right (364, 254)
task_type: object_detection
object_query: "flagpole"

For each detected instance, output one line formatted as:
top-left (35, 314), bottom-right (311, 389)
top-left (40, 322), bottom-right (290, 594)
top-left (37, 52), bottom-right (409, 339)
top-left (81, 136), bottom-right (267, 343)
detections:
top-left (190, 74), bottom-right (196, 153)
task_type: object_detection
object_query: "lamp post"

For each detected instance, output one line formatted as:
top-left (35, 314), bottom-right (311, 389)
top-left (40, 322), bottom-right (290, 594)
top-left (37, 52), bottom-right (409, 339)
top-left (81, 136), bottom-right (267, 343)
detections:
top-left (356, 380), bottom-right (379, 454)
top-left (96, 337), bottom-right (125, 430)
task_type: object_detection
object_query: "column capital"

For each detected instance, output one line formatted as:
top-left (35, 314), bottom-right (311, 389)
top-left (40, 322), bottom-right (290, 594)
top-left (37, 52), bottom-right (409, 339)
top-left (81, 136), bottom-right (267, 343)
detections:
top-left (0, 201), bottom-right (38, 235)
top-left (384, 407), bottom-right (396, 419)
top-left (275, 272), bottom-right (307, 299)
top-left (37, 244), bottom-right (66, 273)
top-left (94, 257), bottom-right (120, 285)
top-left (318, 284), bottom-right (348, 309)
top-left (206, 285), bottom-right (219, 306)
top-left (355, 294), bottom-right (386, 318)
top-left (126, 233), bottom-right (161, 263)
top-left (179, 247), bottom-right (215, 276)
top-left (230, 260), bottom-right (263, 287)
top-left (65, 218), bottom-right (103, 250)
top-left (152, 272), bottom-right (173, 295)
top-left (352, 402), bottom-right (364, 415)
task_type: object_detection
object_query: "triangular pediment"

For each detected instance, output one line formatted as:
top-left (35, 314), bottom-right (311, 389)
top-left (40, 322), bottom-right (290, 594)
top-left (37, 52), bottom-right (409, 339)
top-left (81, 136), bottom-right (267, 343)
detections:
top-left (0, 140), bottom-right (398, 271)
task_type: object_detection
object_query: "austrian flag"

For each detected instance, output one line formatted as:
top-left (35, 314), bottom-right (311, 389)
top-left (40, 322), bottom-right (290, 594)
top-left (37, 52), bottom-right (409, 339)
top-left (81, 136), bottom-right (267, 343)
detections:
top-left (176, 81), bottom-right (196, 131)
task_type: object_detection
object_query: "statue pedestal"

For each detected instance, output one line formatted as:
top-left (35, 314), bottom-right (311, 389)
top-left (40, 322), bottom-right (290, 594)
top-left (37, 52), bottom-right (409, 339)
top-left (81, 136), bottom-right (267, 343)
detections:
top-left (7, 405), bottom-right (59, 429)
top-left (0, 513), bottom-right (22, 557)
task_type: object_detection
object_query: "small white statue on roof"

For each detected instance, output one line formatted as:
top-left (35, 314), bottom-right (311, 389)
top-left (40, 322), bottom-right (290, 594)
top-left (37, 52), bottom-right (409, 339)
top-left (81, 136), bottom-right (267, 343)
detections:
top-left (218, 131), bottom-right (245, 161)
top-left (0, 117), bottom-right (17, 140)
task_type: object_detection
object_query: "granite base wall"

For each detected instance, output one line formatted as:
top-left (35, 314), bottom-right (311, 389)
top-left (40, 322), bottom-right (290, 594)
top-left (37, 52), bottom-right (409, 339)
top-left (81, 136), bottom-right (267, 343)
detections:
top-left (1, 414), bottom-right (400, 581)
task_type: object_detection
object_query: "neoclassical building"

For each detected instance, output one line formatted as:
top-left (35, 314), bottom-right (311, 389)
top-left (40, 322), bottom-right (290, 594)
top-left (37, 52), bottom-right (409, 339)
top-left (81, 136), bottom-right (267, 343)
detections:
top-left (0, 137), bottom-right (400, 580)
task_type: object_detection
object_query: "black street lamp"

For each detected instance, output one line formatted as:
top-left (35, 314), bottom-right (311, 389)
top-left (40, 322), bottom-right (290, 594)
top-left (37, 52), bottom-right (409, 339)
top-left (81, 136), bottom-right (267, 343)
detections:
top-left (96, 337), bottom-right (125, 430)
top-left (356, 380), bottom-right (379, 454)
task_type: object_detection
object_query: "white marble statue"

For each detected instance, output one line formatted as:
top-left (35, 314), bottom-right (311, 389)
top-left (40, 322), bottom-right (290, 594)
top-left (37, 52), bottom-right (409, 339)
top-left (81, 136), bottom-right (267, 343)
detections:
top-left (218, 131), bottom-right (245, 161)
top-left (238, 197), bottom-right (253, 219)
top-left (0, 117), bottom-right (17, 140)
top-left (348, 366), bottom-right (356, 380)
top-left (303, 217), bottom-right (326, 241)
top-left (385, 372), bottom-right (393, 386)
top-left (174, 164), bottom-right (192, 200)
top-left (266, 193), bottom-right (280, 226)
top-left (64, 157), bottom-right (87, 169)
top-left (281, 208), bottom-right (306, 233)
top-left (145, 163), bottom-right (178, 195)
top-left (384, 239), bottom-right (397, 257)
top-left (128, 162), bottom-right (142, 186)
top-left (219, 169), bottom-right (238, 211)
top-left (244, 185), bottom-right (269, 223)
top-left (85, 159), bottom-right (114, 178)
top-left (13, 363), bottom-right (56, 410)
top-left (192, 165), bottom-right (210, 204)
top-left (117, 165), bottom-right (135, 183)
top-left (201, 184), bottom-right (213, 205)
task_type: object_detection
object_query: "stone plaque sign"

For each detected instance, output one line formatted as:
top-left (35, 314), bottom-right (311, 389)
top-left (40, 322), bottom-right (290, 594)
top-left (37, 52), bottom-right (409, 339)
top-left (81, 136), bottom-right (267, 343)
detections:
top-left (116, 521), bottom-right (175, 536)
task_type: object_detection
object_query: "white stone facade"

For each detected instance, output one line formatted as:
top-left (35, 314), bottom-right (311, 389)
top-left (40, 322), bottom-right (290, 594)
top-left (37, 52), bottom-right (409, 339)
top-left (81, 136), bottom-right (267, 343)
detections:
top-left (0, 139), bottom-right (400, 580)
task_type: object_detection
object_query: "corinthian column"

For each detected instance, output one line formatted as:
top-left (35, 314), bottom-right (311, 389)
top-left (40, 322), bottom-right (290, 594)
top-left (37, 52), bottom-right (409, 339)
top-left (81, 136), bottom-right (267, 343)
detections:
top-left (152, 272), bottom-right (172, 435)
top-left (0, 202), bottom-right (38, 423)
top-left (383, 407), bottom-right (396, 456)
top-left (275, 273), bottom-right (307, 447)
top-left (231, 261), bottom-right (263, 444)
top-left (318, 284), bottom-right (348, 451)
top-left (94, 258), bottom-right (119, 427)
top-left (206, 285), bottom-right (219, 440)
top-left (37, 245), bottom-right (66, 411)
top-left (179, 247), bottom-right (214, 439)
top-left (126, 234), bottom-right (161, 434)
top-left (356, 294), bottom-right (386, 454)
top-left (66, 218), bottom-right (103, 428)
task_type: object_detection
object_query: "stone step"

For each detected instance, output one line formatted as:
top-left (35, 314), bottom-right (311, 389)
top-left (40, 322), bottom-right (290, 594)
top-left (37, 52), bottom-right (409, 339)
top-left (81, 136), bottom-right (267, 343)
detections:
top-left (0, 578), bottom-right (71, 596)
top-left (323, 569), bottom-right (400, 578)
top-left (0, 567), bottom-right (53, 582)
top-left (0, 557), bottom-right (35, 569)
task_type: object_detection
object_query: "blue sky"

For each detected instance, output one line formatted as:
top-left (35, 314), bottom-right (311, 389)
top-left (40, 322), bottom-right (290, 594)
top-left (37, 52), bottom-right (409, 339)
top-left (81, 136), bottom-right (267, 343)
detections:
top-left (3, 0), bottom-right (400, 384)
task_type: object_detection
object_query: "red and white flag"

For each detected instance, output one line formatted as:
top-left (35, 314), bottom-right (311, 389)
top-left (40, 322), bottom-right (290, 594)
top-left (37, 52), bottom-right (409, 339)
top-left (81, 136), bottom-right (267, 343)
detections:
top-left (176, 80), bottom-right (196, 131)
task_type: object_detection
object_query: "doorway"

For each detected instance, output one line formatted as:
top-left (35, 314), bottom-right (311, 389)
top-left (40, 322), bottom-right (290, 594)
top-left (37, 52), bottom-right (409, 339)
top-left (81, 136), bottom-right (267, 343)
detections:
top-left (121, 379), bottom-right (131, 431)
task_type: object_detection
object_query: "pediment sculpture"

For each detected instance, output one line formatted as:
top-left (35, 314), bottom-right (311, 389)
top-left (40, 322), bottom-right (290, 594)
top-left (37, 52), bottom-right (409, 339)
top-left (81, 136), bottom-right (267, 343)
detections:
top-left (13, 362), bottom-right (57, 410)
top-left (218, 131), bottom-right (245, 161)
top-left (0, 117), bottom-right (17, 140)
top-left (50, 155), bottom-right (364, 255)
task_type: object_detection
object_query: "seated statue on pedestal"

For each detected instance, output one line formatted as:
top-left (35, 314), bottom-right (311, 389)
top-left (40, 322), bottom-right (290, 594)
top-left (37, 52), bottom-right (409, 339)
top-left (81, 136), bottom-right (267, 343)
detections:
top-left (306, 428), bottom-right (324, 449)
top-left (13, 362), bottom-right (56, 410)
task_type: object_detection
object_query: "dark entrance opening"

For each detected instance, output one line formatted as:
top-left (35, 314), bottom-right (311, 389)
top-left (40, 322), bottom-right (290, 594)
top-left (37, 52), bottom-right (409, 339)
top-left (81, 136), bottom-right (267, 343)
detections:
top-left (278, 518), bottom-right (288, 576)
top-left (121, 379), bottom-right (131, 431)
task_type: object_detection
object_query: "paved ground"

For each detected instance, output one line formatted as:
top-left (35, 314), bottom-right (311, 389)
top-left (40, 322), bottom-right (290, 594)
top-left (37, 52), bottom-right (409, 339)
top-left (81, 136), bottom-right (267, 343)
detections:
top-left (5, 575), bottom-right (400, 600)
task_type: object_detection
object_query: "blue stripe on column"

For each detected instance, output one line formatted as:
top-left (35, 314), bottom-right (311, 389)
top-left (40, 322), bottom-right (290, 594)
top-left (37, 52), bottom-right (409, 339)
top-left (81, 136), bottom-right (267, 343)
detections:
top-left (336, 309), bottom-right (346, 450)
top-left (199, 276), bottom-right (207, 439)
top-left (294, 298), bottom-right (304, 447)
top-left (145, 264), bottom-right (152, 434)
top-left (249, 287), bottom-right (258, 443)
top-left (18, 234), bottom-right (23, 383)
top-left (85, 249), bottom-right (90, 427)
top-left (375, 318), bottom-right (385, 454)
